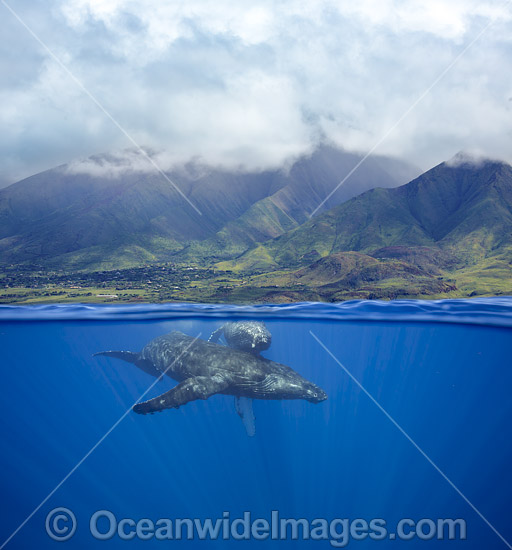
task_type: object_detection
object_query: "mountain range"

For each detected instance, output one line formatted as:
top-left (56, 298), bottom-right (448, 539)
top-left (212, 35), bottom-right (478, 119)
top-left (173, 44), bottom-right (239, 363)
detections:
top-left (1, 146), bottom-right (511, 302)
top-left (0, 153), bottom-right (284, 268)
top-left (227, 156), bottom-right (512, 268)
top-left (0, 145), bottom-right (418, 270)
top-left (215, 156), bottom-right (512, 301)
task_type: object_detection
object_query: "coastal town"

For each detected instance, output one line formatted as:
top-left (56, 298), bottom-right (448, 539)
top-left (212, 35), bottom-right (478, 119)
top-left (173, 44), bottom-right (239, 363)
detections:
top-left (0, 263), bottom-right (233, 303)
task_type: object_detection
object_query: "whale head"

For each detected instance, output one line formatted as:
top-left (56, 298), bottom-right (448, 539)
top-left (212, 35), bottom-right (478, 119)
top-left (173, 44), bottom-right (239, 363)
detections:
top-left (225, 321), bottom-right (272, 354)
top-left (249, 322), bottom-right (272, 352)
top-left (302, 381), bottom-right (328, 403)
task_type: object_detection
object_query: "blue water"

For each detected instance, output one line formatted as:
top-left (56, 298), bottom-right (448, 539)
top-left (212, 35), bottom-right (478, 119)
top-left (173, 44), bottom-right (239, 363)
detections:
top-left (1, 298), bottom-right (511, 549)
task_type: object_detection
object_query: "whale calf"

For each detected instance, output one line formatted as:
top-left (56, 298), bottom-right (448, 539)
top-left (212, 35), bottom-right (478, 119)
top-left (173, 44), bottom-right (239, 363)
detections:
top-left (208, 321), bottom-right (271, 355)
top-left (209, 321), bottom-right (272, 436)
top-left (95, 331), bottom-right (327, 414)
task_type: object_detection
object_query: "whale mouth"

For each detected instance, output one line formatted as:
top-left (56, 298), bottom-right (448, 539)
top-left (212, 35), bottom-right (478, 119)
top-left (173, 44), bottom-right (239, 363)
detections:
top-left (312, 394), bottom-right (328, 403)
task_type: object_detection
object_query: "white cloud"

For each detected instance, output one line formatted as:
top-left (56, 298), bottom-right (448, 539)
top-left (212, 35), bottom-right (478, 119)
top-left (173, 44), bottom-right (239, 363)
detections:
top-left (444, 150), bottom-right (502, 168)
top-left (0, 0), bottom-right (512, 185)
top-left (340, 0), bottom-right (508, 40)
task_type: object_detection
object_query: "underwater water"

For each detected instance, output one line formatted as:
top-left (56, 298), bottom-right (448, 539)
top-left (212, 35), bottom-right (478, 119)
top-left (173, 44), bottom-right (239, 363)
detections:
top-left (0, 298), bottom-right (511, 549)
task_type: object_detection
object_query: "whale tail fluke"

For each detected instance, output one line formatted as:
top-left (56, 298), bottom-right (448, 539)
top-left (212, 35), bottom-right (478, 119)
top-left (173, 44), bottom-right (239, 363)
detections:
top-left (93, 350), bottom-right (140, 363)
top-left (94, 351), bottom-right (164, 380)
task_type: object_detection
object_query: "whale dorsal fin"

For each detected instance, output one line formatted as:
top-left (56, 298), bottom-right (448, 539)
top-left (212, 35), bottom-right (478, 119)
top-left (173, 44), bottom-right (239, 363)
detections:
top-left (235, 397), bottom-right (256, 437)
top-left (208, 326), bottom-right (225, 343)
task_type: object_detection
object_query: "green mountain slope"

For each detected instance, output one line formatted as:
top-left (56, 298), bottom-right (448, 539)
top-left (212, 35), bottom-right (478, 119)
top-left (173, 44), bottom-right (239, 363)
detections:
top-left (0, 159), bottom-right (289, 269)
top-left (173, 145), bottom-right (420, 263)
top-left (0, 146), bottom-right (417, 269)
top-left (4, 147), bottom-right (511, 302)
top-left (225, 158), bottom-right (512, 273)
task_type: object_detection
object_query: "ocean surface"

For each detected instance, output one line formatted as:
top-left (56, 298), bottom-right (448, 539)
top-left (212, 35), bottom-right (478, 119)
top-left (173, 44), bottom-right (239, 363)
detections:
top-left (1, 298), bottom-right (511, 549)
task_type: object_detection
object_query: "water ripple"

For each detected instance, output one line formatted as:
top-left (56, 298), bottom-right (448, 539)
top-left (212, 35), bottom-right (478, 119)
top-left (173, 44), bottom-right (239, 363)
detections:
top-left (1, 297), bottom-right (512, 327)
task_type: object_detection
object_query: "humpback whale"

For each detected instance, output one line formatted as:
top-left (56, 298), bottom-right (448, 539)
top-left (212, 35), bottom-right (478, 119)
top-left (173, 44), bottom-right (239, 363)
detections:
top-left (94, 331), bottom-right (327, 414)
top-left (209, 321), bottom-right (272, 436)
top-left (208, 321), bottom-right (271, 355)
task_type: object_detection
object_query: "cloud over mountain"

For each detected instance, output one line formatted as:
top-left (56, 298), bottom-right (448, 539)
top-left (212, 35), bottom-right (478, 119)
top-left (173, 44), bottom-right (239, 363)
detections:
top-left (1, 0), bottom-right (512, 186)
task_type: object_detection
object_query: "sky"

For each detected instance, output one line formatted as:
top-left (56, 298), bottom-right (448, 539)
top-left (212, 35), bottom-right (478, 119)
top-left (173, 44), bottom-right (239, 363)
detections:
top-left (1, 0), bottom-right (512, 187)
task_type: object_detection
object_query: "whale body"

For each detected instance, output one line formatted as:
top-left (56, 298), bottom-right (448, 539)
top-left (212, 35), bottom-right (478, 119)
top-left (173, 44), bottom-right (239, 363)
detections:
top-left (209, 321), bottom-right (272, 436)
top-left (95, 331), bottom-right (327, 414)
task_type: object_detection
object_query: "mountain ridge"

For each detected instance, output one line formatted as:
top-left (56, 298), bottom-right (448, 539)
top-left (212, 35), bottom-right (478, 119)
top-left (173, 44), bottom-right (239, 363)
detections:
top-left (2, 151), bottom-right (512, 303)
top-left (224, 158), bottom-right (512, 272)
top-left (0, 145), bottom-right (418, 270)
top-left (204, 157), bottom-right (512, 301)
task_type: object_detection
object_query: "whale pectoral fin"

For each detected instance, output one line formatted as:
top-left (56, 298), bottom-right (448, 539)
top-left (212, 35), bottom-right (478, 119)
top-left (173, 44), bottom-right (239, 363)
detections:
top-left (133, 374), bottom-right (230, 415)
top-left (235, 397), bottom-right (256, 437)
top-left (94, 351), bottom-right (164, 381)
